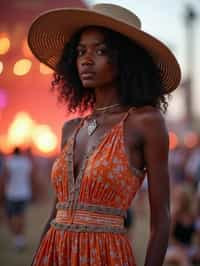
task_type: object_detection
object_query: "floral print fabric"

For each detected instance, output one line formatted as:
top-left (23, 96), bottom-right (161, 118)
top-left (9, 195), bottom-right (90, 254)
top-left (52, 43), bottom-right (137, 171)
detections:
top-left (33, 107), bottom-right (145, 266)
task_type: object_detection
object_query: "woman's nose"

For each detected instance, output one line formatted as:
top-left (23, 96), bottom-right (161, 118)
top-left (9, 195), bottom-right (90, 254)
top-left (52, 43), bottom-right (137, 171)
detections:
top-left (81, 52), bottom-right (94, 66)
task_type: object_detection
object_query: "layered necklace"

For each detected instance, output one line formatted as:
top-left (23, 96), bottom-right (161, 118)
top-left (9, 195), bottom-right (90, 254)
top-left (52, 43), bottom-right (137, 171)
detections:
top-left (87, 103), bottom-right (121, 136)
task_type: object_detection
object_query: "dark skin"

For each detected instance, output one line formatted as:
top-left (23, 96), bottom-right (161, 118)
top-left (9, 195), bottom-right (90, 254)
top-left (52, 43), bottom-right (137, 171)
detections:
top-left (32, 28), bottom-right (170, 266)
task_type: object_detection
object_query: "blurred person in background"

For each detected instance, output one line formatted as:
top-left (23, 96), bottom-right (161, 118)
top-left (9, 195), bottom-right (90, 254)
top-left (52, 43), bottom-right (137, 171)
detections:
top-left (25, 147), bottom-right (44, 203)
top-left (28, 3), bottom-right (181, 266)
top-left (3, 147), bottom-right (33, 250)
top-left (168, 144), bottom-right (189, 185)
top-left (185, 136), bottom-right (200, 188)
top-left (0, 150), bottom-right (5, 177)
top-left (165, 185), bottom-right (199, 266)
top-left (191, 192), bottom-right (200, 265)
top-left (0, 150), bottom-right (6, 195)
top-left (0, 150), bottom-right (6, 220)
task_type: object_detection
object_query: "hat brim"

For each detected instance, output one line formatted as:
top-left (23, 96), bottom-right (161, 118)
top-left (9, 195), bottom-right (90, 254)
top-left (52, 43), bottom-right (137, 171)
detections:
top-left (28, 8), bottom-right (181, 93)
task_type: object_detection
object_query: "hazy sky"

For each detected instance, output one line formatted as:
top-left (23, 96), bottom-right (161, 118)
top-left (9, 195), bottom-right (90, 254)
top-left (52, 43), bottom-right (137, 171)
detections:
top-left (85, 0), bottom-right (200, 120)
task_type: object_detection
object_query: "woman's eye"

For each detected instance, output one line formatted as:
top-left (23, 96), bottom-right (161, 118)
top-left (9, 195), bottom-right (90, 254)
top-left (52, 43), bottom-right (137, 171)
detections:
top-left (77, 49), bottom-right (85, 56)
top-left (96, 48), bottom-right (107, 55)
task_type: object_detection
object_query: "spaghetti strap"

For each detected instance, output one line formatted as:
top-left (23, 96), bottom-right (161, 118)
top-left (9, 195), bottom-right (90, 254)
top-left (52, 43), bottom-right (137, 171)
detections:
top-left (62, 117), bottom-right (86, 150)
top-left (121, 106), bottom-right (136, 123)
top-left (72, 117), bottom-right (86, 138)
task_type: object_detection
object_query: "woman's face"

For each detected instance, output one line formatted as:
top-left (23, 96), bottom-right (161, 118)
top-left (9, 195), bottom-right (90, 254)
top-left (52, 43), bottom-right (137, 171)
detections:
top-left (76, 27), bottom-right (118, 89)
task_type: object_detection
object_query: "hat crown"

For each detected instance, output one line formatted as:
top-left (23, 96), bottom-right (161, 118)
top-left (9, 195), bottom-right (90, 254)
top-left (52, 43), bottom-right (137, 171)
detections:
top-left (92, 3), bottom-right (141, 29)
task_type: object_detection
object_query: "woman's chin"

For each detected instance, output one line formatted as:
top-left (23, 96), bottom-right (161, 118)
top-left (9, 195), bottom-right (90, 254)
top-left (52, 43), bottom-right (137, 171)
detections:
top-left (81, 80), bottom-right (97, 88)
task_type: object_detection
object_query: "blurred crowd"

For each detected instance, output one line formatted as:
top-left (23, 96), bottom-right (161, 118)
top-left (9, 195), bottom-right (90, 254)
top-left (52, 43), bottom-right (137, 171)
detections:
top-left (164, 138), bottom-right (200, 266)
top-left (0, 138), bottom-right (200, 265)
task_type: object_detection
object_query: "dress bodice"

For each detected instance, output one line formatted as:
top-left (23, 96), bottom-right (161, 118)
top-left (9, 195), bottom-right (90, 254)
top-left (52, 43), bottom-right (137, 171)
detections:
top-left (51, 107), bottom-right (145, 214)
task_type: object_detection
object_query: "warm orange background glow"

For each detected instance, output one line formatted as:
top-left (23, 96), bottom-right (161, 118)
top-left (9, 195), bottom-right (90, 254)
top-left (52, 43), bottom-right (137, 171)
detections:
top-left (0, 0), bottom-right (86, 156)
top-left (32, 125), bottom-right (58, 154)
top-left (169, 131), bottom-right (179, 150)
top-left (40, 63), bottom-right (54, 75)
top-left (8, 112), bottom-right (34, 147)
top-left (183, 132), bottom-right (198, 148)
top-left (0, 61), bottom-right (3, 74)
top-left (0, 37), bottom-right (10, 55)
top-left (22, 39), bottom-right (33, 58)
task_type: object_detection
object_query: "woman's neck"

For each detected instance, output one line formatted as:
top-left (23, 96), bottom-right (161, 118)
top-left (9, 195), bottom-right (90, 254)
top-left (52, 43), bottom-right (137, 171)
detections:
top-left (94, 85), bottom-right (120, 109)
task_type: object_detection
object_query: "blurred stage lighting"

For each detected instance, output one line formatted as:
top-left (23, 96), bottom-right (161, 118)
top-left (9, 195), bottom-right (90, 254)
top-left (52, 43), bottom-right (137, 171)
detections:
top-left (0, 36), bottom-right (10, 55)
top-left (0, 135), bottom-right (12, 154)
top-left (184, 132), bottom-right (198, 148)
top-left (8, 112), bottom-right (35, 146)
top-left (169, 131), bottom-right (179, 150)
top-left (2, 111), bottom-right (58, 155)
top-left (13, 59), bottom-right (32, 76)
top-left (32, 125), bottom-right (58, 154)
top-left (0, 61), bottom-right (3, 74)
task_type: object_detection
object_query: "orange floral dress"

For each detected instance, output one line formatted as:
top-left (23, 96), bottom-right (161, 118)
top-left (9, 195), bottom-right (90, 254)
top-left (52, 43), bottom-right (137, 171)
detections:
top-left (33, 107), bottom-right (146, 266)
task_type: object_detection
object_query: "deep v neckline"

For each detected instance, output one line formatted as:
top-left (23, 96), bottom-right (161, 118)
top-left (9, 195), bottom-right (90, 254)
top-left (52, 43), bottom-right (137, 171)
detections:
top-left (71, 116), bottom-right (122, 184)
top-left (66, 115), bottom-right (124, 212)
top-left (68, 107), bottom-right (133, 186)
top-left (66, 107), bottom-right (135, 211)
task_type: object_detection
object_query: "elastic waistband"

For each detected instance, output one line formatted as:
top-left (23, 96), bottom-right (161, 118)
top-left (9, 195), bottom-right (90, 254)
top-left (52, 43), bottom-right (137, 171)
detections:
top-left (51, 209), bottom-right (126, 234)
top-left (56, 201), bottom-right (127, 216)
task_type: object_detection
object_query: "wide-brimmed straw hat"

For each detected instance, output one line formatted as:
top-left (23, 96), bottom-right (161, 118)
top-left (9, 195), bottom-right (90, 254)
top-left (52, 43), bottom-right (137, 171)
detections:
top-left (28, 3), bottom-right (181, 93)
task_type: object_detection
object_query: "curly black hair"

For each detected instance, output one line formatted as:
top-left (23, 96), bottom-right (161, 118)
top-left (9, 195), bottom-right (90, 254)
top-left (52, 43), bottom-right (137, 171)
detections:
top-left (51, 26), bottom-right (169, 113)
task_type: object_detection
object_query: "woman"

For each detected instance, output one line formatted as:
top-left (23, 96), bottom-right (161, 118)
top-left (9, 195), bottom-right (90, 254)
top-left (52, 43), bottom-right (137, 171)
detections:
top-left (28, 3), bottom-right (181, 266)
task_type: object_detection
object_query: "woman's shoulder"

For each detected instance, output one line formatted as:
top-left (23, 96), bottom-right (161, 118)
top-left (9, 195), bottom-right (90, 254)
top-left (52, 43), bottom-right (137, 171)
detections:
top-left (62, 117), bottom-right (82, 132)
top-left (128, 105), bottom-right (167, 138)
top-left (129, 105), bottom-right (164, 124)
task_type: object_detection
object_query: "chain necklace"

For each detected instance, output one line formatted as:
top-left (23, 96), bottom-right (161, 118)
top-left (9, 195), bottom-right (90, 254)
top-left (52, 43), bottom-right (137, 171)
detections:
top-left (87, 103), bottom-right (121, 136)
top-left (94, 103), bottom-right (121, 112)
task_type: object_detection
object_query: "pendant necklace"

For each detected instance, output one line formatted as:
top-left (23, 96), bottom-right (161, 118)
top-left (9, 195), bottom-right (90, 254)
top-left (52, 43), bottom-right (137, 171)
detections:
top-left (87, 103), bottom-right (121, 136)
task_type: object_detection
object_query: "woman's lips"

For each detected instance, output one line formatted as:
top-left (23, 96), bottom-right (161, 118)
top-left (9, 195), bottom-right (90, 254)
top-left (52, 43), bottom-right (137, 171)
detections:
top-left (80, 72), bottom-right (95, 79)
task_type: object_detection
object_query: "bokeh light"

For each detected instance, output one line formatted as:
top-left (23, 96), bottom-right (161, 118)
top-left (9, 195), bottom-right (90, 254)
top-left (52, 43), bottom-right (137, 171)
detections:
top-left (0, 61), bottom-right (3, 74)
top-left (32, 125), bottom-right (58, 154)
top-left (3, 112), bottom-right (58, 155)
top-left (13, 59), bottom-right (32, 76)
top-left (0, 36), bottom-right (10, 55)
top-left (0, 135), bottom-right (12, 154)
top-left (8, 112), bottom-right (35, 147)
top-left (183, 132), bottom-right (198, 148)
top-left (40, 63), bottom-right (53, 75)
top-left (169, 131), bottom-right (179, 150)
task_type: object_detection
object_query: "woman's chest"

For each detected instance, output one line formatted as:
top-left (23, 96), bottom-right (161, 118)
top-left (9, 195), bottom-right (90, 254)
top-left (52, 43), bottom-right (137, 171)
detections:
top-left (74, 121), bottom-right (144, 181)
top-left (73, 124), bottom-right (118, 180)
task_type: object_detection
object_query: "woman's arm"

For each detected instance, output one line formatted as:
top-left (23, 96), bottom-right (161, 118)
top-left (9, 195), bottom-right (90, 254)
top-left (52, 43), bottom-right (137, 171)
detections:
top-left (140, 110), bottom-right (170, 266)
